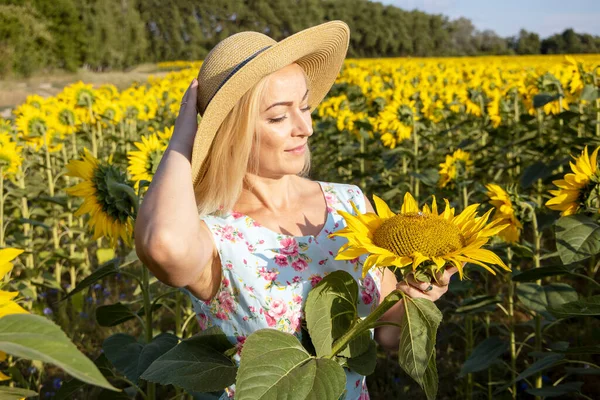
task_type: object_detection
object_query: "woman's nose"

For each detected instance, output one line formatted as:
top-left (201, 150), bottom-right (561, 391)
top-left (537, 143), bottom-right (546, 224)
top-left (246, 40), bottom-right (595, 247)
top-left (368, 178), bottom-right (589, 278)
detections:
top-left (293, 110), bottom-right (313, 137)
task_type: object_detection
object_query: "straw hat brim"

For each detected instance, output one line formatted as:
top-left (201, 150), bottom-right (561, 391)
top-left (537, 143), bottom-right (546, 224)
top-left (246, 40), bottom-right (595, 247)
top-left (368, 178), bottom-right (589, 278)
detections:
top-left (191, 21), bottom-right (350, 188)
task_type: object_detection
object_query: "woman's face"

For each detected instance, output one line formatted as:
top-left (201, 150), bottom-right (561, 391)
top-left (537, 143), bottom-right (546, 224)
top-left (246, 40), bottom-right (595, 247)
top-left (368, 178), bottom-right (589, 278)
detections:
top-left (254, 63), bottom-right (313, 178)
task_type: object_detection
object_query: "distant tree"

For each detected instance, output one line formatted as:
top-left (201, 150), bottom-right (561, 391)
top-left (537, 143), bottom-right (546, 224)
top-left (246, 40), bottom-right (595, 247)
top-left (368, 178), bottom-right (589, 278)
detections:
top-left (512, 29), bottom-right (541, 54)
top-left (0, 4), bottom-right (53, 77)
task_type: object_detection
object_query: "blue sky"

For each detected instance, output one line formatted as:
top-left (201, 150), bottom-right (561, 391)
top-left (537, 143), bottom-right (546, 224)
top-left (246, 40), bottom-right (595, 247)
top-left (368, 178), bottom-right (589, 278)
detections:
top-left (373, 0), bottom-right (600, 38)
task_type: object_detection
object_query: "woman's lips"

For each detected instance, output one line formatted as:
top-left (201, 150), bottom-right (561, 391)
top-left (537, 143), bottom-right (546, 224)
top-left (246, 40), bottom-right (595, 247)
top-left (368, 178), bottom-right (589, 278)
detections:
top-left (285, 143), bottom-right (306, 154)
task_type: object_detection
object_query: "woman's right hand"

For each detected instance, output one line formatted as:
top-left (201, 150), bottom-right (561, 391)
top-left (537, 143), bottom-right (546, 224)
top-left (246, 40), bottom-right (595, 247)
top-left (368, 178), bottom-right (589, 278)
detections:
top-left (171, 78), bottom-right (200, 149)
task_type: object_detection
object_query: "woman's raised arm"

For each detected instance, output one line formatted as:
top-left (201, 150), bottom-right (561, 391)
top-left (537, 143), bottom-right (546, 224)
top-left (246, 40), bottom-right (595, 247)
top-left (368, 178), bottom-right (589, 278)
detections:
top-left (134, 79), bottom-right (216, 288)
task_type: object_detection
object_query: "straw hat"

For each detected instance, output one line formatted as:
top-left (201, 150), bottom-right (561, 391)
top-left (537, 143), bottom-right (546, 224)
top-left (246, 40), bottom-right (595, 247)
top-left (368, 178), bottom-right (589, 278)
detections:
top-left (191, 20), bottom-right (350, 188)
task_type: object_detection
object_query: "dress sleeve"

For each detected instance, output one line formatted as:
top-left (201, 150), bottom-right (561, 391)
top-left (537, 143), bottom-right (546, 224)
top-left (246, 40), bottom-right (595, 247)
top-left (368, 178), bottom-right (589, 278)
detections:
top-left (331, 182), bottom-right (367, 215)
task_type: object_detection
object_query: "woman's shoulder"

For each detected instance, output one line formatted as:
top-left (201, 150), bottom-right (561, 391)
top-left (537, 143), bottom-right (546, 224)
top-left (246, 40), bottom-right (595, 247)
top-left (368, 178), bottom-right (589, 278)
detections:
top-left (315, 179), bottom-right (367, 214)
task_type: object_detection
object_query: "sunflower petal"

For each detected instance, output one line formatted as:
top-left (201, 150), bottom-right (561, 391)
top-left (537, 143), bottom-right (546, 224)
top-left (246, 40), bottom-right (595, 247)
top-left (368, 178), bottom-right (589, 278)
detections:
top-left (373, 194), bottom-right (395, 219)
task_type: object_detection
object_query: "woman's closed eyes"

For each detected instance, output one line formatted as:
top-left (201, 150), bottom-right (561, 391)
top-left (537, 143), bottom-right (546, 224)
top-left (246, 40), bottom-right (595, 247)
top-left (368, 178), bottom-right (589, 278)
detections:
top-left (267, 105), bottom-right (311, 124)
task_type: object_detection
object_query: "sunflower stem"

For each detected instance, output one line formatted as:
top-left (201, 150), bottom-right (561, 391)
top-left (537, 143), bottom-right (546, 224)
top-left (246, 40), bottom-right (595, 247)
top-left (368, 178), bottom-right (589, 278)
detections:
top-left (507, 247), bottom-right (517, 399)
top-left (412, 119), bottom-right (420, 201)
top-left (328, 289), bottom-right (403, 359)
top-left (359, 135), bottom-right (366, 189)
top-left (141, 265), bottom-right (156, 399)
top-left (18, 168), bottom-right (34, 268)
top-left (465, 314), bottom-right (473, 400)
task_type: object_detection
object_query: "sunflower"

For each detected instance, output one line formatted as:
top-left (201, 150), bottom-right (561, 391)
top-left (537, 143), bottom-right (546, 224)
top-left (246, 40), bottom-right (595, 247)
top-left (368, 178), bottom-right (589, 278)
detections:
top-left (485, 184), bottom-right (522, 243)
top-left (546, 145), bottom-right (600, 216)
top-left (14, 105), bottom-right (63, 152)
top-left (329, 192), bottom-right (510, 279)
top-left (127, 133), bottom-right (166, 189)
top-left (46, 99), bottom-right (79, 138)
top-left (0, 247), bottom-right (26, 381)
top-left (0, 133), bottom-right (24, 180)
top-left (65, 148), bottom-right (137, 248)
top-left (438, 149), bottom-right (474, 188)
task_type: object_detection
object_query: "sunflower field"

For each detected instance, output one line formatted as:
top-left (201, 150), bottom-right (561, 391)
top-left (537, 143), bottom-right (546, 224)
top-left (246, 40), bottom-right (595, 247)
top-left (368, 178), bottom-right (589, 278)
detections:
top-left (1, 54), bottom-right (599, 399)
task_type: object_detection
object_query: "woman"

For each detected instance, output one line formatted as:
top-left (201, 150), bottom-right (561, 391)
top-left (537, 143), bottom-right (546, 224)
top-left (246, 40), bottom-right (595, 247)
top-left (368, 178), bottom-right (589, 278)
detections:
top-left (135, 21), bottom-right (457, 399)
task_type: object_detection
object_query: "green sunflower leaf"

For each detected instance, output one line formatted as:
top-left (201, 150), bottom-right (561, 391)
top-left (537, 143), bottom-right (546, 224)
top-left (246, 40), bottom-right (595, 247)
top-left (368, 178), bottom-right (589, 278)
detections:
top-left (235, 329), bottom-right (346, 400)
top-left (397, 297), bottom-right (442, 389)
top-left (555, 215), bottom-right (600, 264)
top-left (305, 270), bottom-right (359, 357)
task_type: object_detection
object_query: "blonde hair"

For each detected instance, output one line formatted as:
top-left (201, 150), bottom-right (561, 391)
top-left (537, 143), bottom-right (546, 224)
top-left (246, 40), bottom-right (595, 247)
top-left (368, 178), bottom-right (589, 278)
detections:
top-left (194, 65), bottom-right (312, 217)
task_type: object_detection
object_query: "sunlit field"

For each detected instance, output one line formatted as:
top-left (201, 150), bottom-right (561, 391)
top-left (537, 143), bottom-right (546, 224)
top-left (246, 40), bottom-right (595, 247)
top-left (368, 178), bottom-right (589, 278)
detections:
top-left (1, 54), bottom-right (599, 399)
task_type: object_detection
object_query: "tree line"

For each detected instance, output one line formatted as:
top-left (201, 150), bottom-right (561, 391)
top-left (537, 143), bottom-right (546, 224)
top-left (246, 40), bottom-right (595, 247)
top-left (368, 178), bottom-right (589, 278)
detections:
top-left (1, 0), bottom-right (599, 78)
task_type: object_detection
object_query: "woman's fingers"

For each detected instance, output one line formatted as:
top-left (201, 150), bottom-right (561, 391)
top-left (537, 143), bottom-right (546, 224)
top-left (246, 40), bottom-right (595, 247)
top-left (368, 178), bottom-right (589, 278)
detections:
top-left (173, 79), bottom-right (199, 141)
top-left (406, 273), bottom-right (434, 292)
top-left (396, 281), bottom-right (427, 299)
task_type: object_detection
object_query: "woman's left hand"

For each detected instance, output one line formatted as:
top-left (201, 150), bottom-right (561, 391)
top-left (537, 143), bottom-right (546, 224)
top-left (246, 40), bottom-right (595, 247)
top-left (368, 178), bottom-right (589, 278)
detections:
top-left (395, 264), bottom-right (460, 302)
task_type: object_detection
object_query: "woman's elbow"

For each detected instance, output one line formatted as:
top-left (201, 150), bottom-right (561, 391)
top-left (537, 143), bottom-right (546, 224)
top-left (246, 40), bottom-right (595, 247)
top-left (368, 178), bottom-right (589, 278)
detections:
top-left (374, 327), bottom-right (400, 352)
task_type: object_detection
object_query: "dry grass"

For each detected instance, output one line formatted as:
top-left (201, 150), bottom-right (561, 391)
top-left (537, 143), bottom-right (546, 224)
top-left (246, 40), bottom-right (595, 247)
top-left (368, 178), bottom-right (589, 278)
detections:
top-left (0, 63), bottom-right (168, 118)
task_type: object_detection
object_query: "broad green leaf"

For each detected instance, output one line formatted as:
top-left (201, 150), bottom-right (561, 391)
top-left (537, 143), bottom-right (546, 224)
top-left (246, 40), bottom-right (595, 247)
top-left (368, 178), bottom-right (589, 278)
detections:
top-left (140, 327), bottom-right (236, 393)
top-left (422, 352), bottom-right (438, 400)
top-left (533, 93), bottom-right (560, 108)
top-left (102, 333), bottom-right (144, 383)
top-left (580, 84), bottom-right (598, 102)
top-left (548, 295), bottom-right (600, 319)
top-left (305, 270), bottom-right (358, 357)
top-left (455, 295), bottom-right (501, 314)
top-left (397, 297), bottom-right (442, 387)
top-left (0, 314), bottom-right (119, 391)
top-left (95, 302), bottom-right (162, 327)
top-left (459, 336), bottom-right (508, 376)
top-left (555, 215), bottom-right (600, 264)
top-left (512, 265), bottom-right (574, 282)
top-left (494, 353), bottom-right (564, 395)
top-left (136, 333), bottom-right (179, 380)
top-left (565, 367), bottom-right (600, 375)
top-left (526, 381), bottom-right (584, 397)
top-left (520, 161), bottom-right (553, 189)
top-left (0, 387), bottom-right (38, 399)
top-left (95, 302), bottom-right (136, 326)
top-left (236, 329), bottom-right (346, 400)
top-left (556, 344), bottom-right (600, 354)
top-left (516, 283), bottom-right (578, 317)
top-left (339, 330), bottom-right (371, 359)
top-left (345, 337), bottom-right (377, 376)
top-left (61, 259), bottom-right (120, 301)
top-left (103, 332), bottom-right (178, 384)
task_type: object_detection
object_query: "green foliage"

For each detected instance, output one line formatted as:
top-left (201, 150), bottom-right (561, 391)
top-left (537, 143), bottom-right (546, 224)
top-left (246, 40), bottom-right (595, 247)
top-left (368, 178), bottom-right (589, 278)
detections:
top-left (397, 297), bottom-right (443, 400)
top-left (4, 0), bottom-right (599, 77)
top-left (0, 313), bottom-right (119, 392)
top-left (304, 269), bottom-right (358, 357)
top-left (555, 215), bottom-right (600, 264)
top-left (140, 327), bottom-right (237, 393)
top-left (548, 295), bottom-right (600, 318)
top-left (459, 337), bottom-right (508, 376)
top-left (235, 329), bottom-right (346, 400)
top-left (0, 4), bottom-right (53, 77)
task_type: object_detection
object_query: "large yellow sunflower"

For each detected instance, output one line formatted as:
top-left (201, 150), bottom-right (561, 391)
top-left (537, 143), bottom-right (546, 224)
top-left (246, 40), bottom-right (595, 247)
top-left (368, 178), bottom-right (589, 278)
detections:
top-left (127, 133), bottom-right (166, 189)
top-left (330, 192), bottom-right (510, 279)
top-left (438, 149), bottom-right (474, 188)
top-left (546, 145), bottom-right (599, 216)
top-left (485, 184), bottom-right (523, 243)
top-left (0, 133), bottom-right (24, 181)
top-left (65, 148), bottom-right (136, 248)
top-left (0, 247), bottom-right (26, 381)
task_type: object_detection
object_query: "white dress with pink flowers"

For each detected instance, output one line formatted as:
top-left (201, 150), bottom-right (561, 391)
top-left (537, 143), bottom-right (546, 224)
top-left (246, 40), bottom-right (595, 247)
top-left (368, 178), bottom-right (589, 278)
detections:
top-left (180, 181), bottom-right (383, 400)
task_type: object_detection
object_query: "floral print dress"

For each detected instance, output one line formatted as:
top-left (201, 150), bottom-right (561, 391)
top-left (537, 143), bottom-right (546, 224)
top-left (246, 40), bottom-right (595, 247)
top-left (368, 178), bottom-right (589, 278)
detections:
top-left (179, 181), bottom-right (383, 400)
